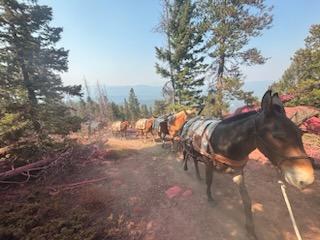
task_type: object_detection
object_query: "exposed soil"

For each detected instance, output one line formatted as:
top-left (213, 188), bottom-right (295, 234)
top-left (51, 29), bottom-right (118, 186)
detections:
top-left (0, 130), bottom-right (320, 240)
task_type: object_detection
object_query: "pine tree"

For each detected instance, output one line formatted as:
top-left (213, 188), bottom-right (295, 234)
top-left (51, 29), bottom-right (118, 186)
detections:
top-left (123, 98), bottom-right (130, 120)
top-left (153, 100), bottom-right (167, 116)
top-left (272, 24), bottom-right (320, 107)
top-left (140, 104), bottom-right (149, 117)
top-left (127, 88), bottom-right (141, 121)
top-left (0, 0), bottom-right (81, 144)
top-left (199, 0), bottom-right (272, 117)
top-left (110, 102), bottom-right (123, 120)
top-left (127, 88), bottom-right (140, 121)
top-left (155, 0), bottom-right (207, 106)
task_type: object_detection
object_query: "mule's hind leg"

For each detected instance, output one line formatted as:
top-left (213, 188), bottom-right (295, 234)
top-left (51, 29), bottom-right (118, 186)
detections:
top-left (205, 161), bottom-right (215, 204)
top-left (194, 158), bottom-right (201, 180)
top-left (233, 170), bottom-right (257, 240)
top-left (183, 149), bottom-right (188, 171)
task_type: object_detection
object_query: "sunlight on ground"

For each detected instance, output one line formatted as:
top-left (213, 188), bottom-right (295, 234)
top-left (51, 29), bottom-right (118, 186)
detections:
top-left (108, 137), bottom-right (156, 151)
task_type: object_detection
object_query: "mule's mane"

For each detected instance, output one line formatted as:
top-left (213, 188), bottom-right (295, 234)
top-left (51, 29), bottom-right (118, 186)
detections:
top-left (221, 111), bottom-right (258, 124)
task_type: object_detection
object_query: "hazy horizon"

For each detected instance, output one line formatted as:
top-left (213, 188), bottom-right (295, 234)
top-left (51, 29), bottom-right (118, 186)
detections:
top-left (80, 80), bottom-right (273, 111)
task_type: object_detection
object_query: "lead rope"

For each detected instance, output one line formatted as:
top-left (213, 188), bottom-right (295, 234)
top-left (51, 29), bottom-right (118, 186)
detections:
top-left (278, 180), bottom-right (303, 240)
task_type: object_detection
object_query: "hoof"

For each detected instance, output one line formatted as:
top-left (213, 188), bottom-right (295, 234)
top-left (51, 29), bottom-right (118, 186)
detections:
top-left (246, 226), bottom-right (258, 240)
top-left (246, 232), bottom-right (258, 240)
top-left (208, 198), bottom-right (217, 207)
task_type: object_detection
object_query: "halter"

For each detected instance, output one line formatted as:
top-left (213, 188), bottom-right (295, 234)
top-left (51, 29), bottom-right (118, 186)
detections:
top-left (253, 112), bottom-right (313, 168)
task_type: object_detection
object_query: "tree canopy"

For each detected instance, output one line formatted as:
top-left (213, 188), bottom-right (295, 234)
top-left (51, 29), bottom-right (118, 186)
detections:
top-left (0, 0), bottom-right (82, 145)
top-left (155, 0), bottom-right (207, 107)
top-left (272, 24), bottom-right (320, 108)
top-left (155, 0), bottom-right (272, 116)
top-left (199, 0), bottom-right (273, 116)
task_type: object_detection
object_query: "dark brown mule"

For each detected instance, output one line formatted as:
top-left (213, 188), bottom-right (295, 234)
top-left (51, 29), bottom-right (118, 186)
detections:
top-left (111, 120), bottom-right (129, 139)
top-left (135, 117), bottom-right (154, 141)
top-left (181, 90), bottom-right (315, 240)
top-left (159, 109), bottom-right (196, 148)
top-left (152, 115), bottom-right (171, 144)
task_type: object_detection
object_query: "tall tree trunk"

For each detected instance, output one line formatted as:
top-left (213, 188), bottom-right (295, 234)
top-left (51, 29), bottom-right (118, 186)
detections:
top-left (11, 22), bottom-right (41, 133)
top-left (164, 0), bottom-right (176, 104)
top-left (19, 53), bottom-right (41, 132)
top-left (215, 53), bottom-right (225, 118)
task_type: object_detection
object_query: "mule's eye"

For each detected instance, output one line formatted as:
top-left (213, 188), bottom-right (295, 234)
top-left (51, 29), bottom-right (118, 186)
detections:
top-left (272, 131), bottom-right (286, 140)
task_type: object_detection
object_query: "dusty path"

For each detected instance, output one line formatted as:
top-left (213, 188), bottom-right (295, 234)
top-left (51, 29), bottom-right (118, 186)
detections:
top-left (102, 137), bottom-right (320, 240)
top-left (1, 134), bottom-right (319, 240)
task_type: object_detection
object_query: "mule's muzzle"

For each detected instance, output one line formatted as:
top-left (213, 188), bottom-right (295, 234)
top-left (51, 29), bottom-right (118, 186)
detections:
top-left (281, 159), bottom-right (315, 190)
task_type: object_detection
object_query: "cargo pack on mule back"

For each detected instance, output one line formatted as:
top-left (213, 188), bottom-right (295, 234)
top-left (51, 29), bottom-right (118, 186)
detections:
top-left (135, 118), bottom-right (154, 140)
top-left (111, 121), bottom-right (129, 139)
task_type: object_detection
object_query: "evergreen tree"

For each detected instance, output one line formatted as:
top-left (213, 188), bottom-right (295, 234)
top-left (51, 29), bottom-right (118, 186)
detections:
top-left (140, 104), bottom-right (149, 117)
top-left (199, 0), bottom-right (272, 117)
top-left (110, 102), bottom-right (123, 120)
top-left (127, 88), bottom-right (140, 121)
top-left (272, 24), bottom-right (320, 107)
top-left (155, 0), bottom-right (207, 106)
top-left (0, 0), bottom-right (81, 144)
top-left (153, 100), bottom-right (167, 116)
top-left (123, 98), bottom-right (130, 120)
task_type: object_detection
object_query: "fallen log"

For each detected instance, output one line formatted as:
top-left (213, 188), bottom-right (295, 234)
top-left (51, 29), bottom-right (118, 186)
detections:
top-left (0, 148), bottom-right (72, 181)
top-left (50, 176), bottom-right (108, 190)
top-left (47, 176), bottom-right (108, 195)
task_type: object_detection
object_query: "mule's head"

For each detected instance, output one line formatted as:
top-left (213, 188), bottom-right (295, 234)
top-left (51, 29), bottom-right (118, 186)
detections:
top-left (256, 90), bottom-right (314, 190)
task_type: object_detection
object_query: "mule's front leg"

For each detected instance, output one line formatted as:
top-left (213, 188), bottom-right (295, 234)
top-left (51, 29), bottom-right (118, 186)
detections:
top-left (233, 171), bottom-right (258, 240)
top-left (171, 139), bottom-right (175, 152)
top-left (161, 133), bottom-right (166, 148)
top-left (151, 131), bottom-right (155, 143)
top-left (205, 161), bottom-right (214, 203)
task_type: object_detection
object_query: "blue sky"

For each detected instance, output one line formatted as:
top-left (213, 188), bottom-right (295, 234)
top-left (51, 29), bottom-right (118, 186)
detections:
top-left (39, 0), bottom-right (320, 87)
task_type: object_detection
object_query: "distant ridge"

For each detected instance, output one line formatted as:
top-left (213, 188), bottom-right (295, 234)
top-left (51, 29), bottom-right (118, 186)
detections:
top-left (89, 85), bottom-right (162, 106)
top-left (106, 85), bottom-right (162, 106)
top-left (88, 80), bottom-right (273, 108)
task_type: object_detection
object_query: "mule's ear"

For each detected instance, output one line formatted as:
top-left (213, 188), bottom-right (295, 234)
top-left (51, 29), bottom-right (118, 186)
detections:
top-left (272, 92), bottom-right (285, 115)
top-left (261, 90), bottom-right (272, 113)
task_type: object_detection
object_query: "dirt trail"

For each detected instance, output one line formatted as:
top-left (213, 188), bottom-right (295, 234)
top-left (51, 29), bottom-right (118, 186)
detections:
top-left (1, 134), bottom-right (320, 240)
top-left (102, 137), bottom-right (320, 240)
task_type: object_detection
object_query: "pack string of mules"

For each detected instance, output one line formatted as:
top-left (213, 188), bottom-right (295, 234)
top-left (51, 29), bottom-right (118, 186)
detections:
top-left (110, 90), bottom-right (315, 240)
top-left (168, 90), bottom-right (314, 240)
